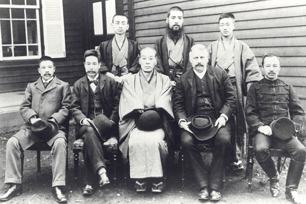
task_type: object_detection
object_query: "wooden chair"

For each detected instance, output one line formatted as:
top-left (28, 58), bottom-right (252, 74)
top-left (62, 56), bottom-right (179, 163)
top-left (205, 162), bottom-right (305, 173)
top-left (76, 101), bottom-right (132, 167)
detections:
top-left (21, 116), bottom-right (70, 174)
top-left (246, 133), bottom-right (290, 193)
top-left (72, 134), bottom-right (119, 186)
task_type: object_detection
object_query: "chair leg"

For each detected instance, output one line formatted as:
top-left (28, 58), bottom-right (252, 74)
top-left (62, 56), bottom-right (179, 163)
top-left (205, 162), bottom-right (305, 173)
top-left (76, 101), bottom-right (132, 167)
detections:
top-left (124, 163), bottom-right (128, 186)
top-left (247, 145), bottom-right (254, 193)
top-left (37, 150), bottom-right (41, 173)
top-left (181, 150), bottom-right (185, 189)
top-left (277, 157), bottom-right (282, 173)
top-left (73, 149), bottom-right (79, 180)
top-left (113, 153), bottom-right (117, 186)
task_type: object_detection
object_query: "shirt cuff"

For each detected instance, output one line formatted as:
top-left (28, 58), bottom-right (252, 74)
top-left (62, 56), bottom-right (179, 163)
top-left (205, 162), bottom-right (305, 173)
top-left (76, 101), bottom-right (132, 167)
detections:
top-left (220, 113), bottom-right (228, 121)
top-left (178, 119), bottom-right (187, 128)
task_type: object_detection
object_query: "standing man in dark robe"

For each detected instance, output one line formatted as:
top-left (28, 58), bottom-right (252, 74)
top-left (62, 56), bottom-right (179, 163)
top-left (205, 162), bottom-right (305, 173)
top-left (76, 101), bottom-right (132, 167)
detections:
top-left (207, 13), bottom-right (262, 170)
top-left (154, 6), bottom-right (195, 87)
top-left (98, 14), bottom-right (140, 84)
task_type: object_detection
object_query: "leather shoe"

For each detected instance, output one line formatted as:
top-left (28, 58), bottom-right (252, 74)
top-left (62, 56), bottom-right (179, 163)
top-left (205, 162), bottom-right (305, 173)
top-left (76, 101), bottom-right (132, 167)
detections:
top-left (270, 173), bottom-right (280, 197)
top-left (285, 189), bottom-right (302, 204)
top-left (83, 184), bottom-right (94, 196)
top-left (210, 190), bottom-right (221, 201)
top-left (0, 184), bottom-right (22, 201)
top-left (53, 186), bottom-right (67, 203)
top-left (198, 187), bottom-right (209, 201)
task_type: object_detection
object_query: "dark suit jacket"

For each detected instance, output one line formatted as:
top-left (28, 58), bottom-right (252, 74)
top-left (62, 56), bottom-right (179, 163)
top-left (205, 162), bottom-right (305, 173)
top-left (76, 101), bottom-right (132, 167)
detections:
top-left (173, 65), bottom-right (236, 121)
top-left (70, 74), bottom-right (120, 139)
top-left (98, 38), bottom-right (140, 74)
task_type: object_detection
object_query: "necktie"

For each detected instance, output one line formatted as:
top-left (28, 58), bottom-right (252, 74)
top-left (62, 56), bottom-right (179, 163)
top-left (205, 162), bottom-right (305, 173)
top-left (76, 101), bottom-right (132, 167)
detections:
top-left (43, 82), bottom-right (49, 88)
top-left (89, 80), bottom-right (98, 85)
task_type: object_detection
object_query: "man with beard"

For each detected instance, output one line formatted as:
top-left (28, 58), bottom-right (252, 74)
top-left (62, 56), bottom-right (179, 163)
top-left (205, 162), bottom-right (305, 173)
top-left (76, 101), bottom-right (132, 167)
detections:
top-left (71, 49), bottom-right (120, 196)
top-left (154, 6), bottom-right (195, 87)
top-left (207, 13), bottom-right (262, 171)
top-left (174, 44), bottom-right (236, 201)
top-left (98, 14), bottom-right (140, 84)
top-left (0, 56), bottom-right (71, 203)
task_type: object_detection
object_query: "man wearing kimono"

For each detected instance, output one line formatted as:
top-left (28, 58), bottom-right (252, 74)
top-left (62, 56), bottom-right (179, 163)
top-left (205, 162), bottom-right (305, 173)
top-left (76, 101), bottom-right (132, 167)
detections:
top-left (154, 6), bottom-right (195, 87)
top-left (98, 14), bottom-right (140, 84)
top-left (118, 47), bottom-right (173, 193)
top-left (207, 13), bottom-right (262, 170)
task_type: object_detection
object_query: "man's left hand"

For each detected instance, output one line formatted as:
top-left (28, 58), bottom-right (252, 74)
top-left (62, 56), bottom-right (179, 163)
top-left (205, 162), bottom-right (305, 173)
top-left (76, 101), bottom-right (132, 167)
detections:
top-left (215, 116), bottom-right (226, 129)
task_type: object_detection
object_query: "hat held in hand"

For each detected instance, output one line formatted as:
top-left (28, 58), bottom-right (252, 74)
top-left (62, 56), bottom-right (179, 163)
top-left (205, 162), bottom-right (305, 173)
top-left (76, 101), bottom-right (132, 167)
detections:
top-left (31, 119), bottom-right (59, 142)
top-left (188, 114), bottom-right (219, 141)
top-left (270, 117), bottom-right (296, 140)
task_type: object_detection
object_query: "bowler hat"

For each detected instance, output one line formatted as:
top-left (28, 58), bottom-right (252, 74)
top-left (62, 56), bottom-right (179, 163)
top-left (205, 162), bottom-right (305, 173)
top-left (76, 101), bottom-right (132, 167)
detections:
top-left (135, 109), bottom-right (163, 131)
top-left (31, 119), bottom-right (59, 142)
top-left (270, 117), bottom-right (296, 140)
top-left (188, 114), bottom-right (219, 141)
top-left (89, 114), bottom-right (113, 142)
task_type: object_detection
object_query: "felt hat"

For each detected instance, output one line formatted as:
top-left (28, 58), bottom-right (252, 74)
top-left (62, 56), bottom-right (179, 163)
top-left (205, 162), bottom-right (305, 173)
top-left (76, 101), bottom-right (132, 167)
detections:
top-left (31, 119), bottom-right (59, 142)
top-left (135, 109), bottom-right (163, 131)
top-left (270, 117), bottom-right (296, 140)
top-left (83, 114), bottom-right (113, 143)
top-left (187, 114), bottom-right (219, 141)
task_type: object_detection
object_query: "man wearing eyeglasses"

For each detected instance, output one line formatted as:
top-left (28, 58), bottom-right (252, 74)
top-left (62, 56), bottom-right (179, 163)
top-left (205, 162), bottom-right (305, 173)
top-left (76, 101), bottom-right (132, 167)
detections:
top-left (154, 6), bottom-right (195, 87)
top-left (98, 14), bottom-right (140, 84)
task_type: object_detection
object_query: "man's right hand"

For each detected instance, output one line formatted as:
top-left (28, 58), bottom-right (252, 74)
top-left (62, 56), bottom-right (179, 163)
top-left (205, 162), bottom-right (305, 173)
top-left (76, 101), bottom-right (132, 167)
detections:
top-left (81, 118), bottom-right (92, 126)
top-left (258, 125), bottom-right (272, 136)
top-left (30, 117), bottom-right (41, 124)
top-left (180, 121), bottom-right (193, 134)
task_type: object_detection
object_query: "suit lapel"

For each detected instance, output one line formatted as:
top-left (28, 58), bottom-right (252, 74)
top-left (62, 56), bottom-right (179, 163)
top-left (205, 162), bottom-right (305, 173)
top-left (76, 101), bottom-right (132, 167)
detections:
top-left (98, 74), bottom-right (106, 92)
top-left (43, 77), bottom-right (58, 93)
top-left (35, 78), bottom-right (44, 92)
top-left (206, 66), bottom-right (216, 105)
top-left (186, 70), bottom-right (196, 113)
top-left (81, 76), bottom-right (89, 92)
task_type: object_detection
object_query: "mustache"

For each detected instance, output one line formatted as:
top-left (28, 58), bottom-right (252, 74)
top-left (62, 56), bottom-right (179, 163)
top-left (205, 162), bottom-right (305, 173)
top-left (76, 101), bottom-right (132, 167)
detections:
top-left (195, 63), bottom-right (204, 67)
top-left (43, 73), bottom-right (51, 76)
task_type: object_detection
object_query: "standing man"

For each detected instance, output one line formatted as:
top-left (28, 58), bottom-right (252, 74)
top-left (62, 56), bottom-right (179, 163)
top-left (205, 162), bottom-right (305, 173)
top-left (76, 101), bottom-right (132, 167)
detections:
top-left (71, 49), bottom-right (120, 196)
top-left (246, 53), bottom-right (305, 204)
top-left (98, 14), bottom-right (140, 83)
top-left (207, 13), bottom-right (262, 170)
top-left (174, 44), bottom-right (236, 201)
top-left (0, 56), bottom-right (71, 203)
top-left (155, 6), bottom-right (195, 87)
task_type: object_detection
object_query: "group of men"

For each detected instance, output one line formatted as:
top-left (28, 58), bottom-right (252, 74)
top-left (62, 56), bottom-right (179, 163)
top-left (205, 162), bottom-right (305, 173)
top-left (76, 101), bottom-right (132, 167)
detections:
top-left (0, 5), bottom-right (305, 204)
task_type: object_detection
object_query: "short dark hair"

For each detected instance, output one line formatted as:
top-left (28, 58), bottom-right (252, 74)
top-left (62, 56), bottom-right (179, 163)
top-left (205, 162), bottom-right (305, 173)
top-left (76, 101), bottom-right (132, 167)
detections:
top-left (38, 56), bottom-right (54, 67)
top-left (218, 12), bottom-right (235, 22)
top-left (112, 14), bottom-right (129, 24)
top-left (262, 53), bottom-right (281, 66)
top-left (84, 49), bottom-right (101, 62)
top-left (167, 6), bottom-right (184, 18)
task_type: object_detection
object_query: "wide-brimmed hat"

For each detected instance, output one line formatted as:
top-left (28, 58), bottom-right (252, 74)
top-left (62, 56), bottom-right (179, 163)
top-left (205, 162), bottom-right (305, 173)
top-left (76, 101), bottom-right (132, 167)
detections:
top-left (83, 114), bottom-right (113, 143)
top-left (270, 117), bottom-right (296, 140)
top-left (31, 119), bottom-right (59, 142)
top-left (187, 114), bottom-right (219, 141)
top-left (135, 109), bottom-right (163, 131)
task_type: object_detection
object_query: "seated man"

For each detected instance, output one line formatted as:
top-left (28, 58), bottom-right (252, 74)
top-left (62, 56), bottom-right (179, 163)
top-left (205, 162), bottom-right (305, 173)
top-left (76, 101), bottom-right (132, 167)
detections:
top-left (246, 53), bottom-right (305, 204)
top-left (70, 49), bottom-right (120, 196)
top-left (0, 56), bottom-right (71, 203)
top-left (173, 44), bottom-right (236, 201)
top-left (118, 47), bottom-right (173, 193)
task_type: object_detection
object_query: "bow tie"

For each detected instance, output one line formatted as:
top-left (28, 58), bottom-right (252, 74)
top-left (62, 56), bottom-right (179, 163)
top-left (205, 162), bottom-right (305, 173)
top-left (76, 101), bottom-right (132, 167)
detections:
top-left (89, 80), bottom-right (98, 85)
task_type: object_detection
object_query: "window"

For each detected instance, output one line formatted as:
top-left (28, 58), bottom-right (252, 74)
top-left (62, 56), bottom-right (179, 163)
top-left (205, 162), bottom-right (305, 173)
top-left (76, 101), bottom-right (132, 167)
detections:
top-left (0, 0), bottom-right (65, 61)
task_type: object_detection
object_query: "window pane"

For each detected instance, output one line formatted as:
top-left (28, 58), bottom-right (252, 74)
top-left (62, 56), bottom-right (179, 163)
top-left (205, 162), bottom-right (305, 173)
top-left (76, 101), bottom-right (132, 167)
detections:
top-left (12, 20), bottom-right (26, 44)
top-left (0, 0), bottom-right (10, 4)
top-left (12, 8), bottom-right (25, 19)
top-left (2, 46), bottom-right (13, 57)
top-left (14, 46), bottom-right (27, 56)
top-left (12, 0), bottom-right (25, 5)
top-left (106, 0), bottom-right (116, 34)
top-left (27, 20), bottom-right (37, 43)
top-left (93, 2), bottom-right (103, 35)
top-left (28, 45), bottom-right (38, 56)
top-left (1, 20), bottom-right (11, 44)
top-left (26, 0), bottom-right (37, 5)
top-left (0, 8), bottom-right (10, 18)
top-left (26, 9), bottom-right (36, 19)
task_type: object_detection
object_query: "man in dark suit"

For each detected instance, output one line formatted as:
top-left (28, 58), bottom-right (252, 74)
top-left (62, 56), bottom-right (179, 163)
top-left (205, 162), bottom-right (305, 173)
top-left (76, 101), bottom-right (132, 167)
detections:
top-left (70, 49), bottom-right (120, 196)
top-left (98, 14), bottom-right (140, 83)
top-left (0, 56), bottom-right (71, 203)
top-left (174, 44), bottom-right (236, 201)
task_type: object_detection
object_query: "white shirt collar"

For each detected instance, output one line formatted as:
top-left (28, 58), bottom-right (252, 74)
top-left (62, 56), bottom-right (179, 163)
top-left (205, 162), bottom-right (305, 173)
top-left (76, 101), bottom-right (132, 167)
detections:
top-left (193, 68), bottom-right (206, 79)
top-left (42, 76), bottom-right (54, 83)
top-left (87, 74), bottom-right (99, 81)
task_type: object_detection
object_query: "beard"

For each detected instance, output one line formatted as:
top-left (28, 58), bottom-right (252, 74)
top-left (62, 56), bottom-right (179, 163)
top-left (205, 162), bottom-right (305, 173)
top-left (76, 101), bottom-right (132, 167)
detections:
top-left (166, 24), bottom-right (184, 43)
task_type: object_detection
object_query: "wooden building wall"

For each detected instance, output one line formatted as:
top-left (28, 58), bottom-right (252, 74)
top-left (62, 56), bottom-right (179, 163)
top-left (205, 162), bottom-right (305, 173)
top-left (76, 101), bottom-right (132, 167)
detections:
top-left (124, 0), bottom-right (306, 108)
top-left (0, 0), bottom-right (86, 93)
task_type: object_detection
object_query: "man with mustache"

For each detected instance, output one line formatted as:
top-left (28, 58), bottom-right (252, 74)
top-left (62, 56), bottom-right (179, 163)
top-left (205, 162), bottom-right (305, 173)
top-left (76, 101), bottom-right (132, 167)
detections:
top-left (0, 56), bottom-right (71, 203)
top-left (246, 53), bottom-right (305, 204)
top-left (98, 14), bottom-right (140, 84)
top-left (71, 49), bottom-right (120, 196)
top-left (174, 44), bottom-right (236, 201)
top-left (207, 13), bottom-right (262, 171)
top-left (154, 6), bottom-right (194, 87)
